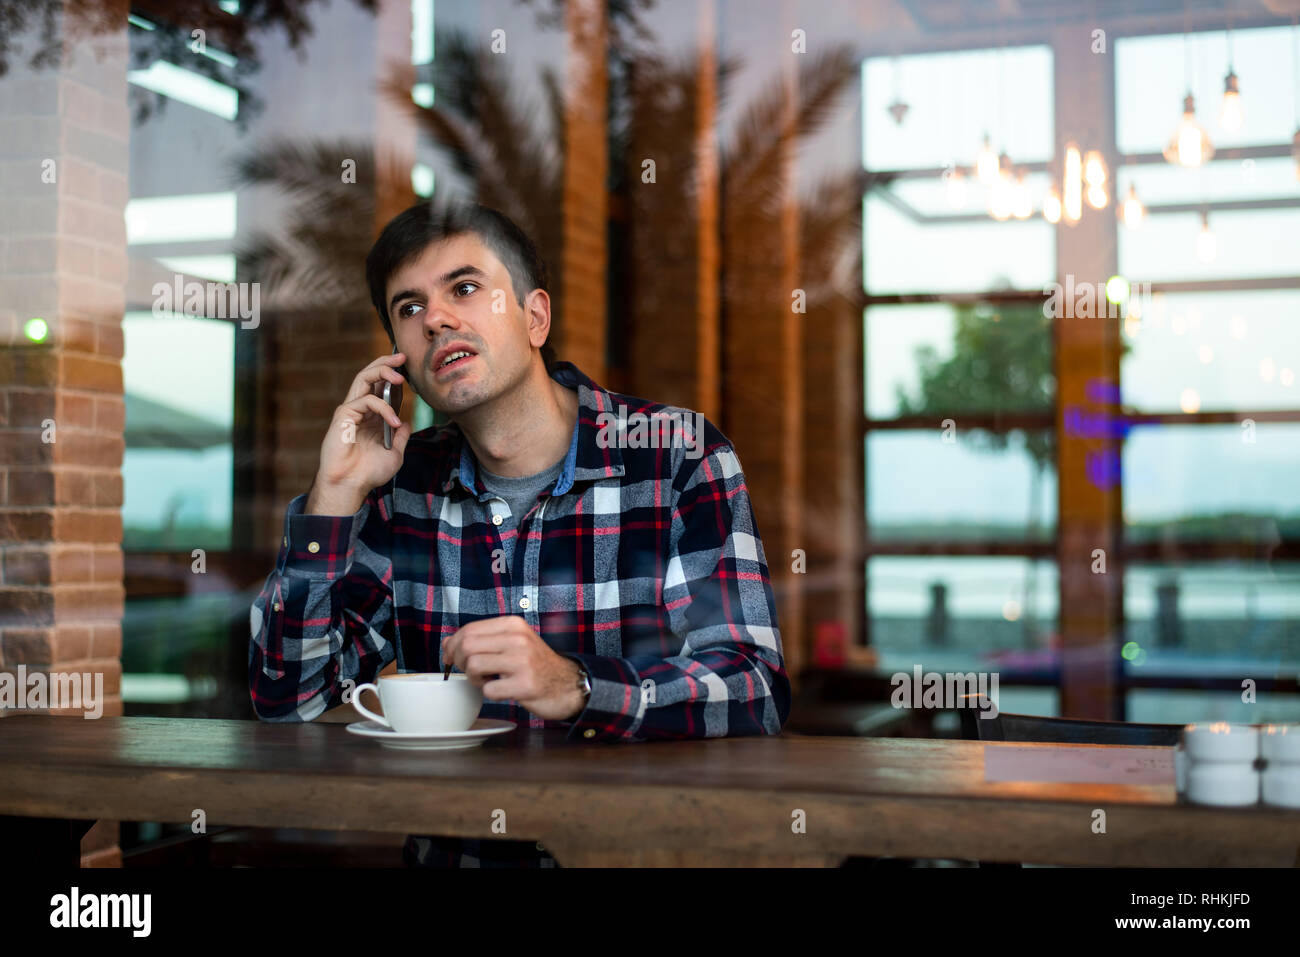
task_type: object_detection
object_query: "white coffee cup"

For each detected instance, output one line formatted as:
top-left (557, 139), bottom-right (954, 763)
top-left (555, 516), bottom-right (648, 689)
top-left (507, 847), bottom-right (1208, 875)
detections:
top-left (351, 673), bottom-right (483, 733)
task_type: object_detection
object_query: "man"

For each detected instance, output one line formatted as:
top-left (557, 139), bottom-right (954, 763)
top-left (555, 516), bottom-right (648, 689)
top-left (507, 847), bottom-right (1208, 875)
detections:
top-left (249, 201), bottom-right (790, 866)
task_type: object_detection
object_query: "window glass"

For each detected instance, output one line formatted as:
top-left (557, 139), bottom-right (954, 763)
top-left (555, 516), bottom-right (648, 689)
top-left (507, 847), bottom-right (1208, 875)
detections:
top-left (1115, 27), bottom-right (1299, 155)
top-left (869, 557), bottom-right (1060, 673)
top-left (867, 431), bottom-right (1056, 541)
top-left (863, 47), bottom-right (1053, 171)
top-left (1120, 290), bottom-right (1300, 412)
top-left (1123, 423), bottom-right (1300, 541)
top-left (866, 303), bottom-right (1054, 418)
top-left (864, 193), bottom-right (1055, 293)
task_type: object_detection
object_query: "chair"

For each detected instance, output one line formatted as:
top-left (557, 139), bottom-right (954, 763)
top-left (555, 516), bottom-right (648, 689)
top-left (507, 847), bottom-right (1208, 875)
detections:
top-left (955, 694), bottom-right (1183, 868)
top-left (956, 693), bottom-right (1183, 746)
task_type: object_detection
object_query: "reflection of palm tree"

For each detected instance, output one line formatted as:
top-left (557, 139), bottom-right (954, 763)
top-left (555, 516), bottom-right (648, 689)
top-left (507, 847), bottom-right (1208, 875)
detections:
top-left (380, 28), bottom-right (565, 319)
top-left (235, 22), bottom-right (861, 330)
top-left (231, 139), bottom-right (419, 312)
top-left (232, 25), bottom-right (565, 320)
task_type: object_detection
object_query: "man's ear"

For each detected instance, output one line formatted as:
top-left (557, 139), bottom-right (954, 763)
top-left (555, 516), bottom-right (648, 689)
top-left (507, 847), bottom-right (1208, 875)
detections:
top-left (525, 289), bottom-right (552, 350)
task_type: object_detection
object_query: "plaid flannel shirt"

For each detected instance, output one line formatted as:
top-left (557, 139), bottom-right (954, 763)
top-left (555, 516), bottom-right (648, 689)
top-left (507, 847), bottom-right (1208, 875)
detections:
top-left (248, 361), bottom-right (791, 863)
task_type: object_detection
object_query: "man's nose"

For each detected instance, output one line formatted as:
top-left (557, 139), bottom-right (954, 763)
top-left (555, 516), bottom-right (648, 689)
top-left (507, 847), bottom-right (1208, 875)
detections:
top-left (423, 305), bottom-right (461, 337)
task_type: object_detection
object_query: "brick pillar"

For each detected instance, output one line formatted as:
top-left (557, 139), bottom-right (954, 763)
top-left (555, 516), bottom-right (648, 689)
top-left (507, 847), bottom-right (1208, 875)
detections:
top-left (0, 0), bottom-right (129, 865)
top-left (559, 0), bottom-right (608, 381)
top-left (719, 1), bottom-right (804, 681)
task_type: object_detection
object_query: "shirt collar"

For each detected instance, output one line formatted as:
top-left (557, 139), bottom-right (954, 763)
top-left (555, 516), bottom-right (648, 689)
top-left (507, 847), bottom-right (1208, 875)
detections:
top-left (439, 361), bottom-right (626, 498)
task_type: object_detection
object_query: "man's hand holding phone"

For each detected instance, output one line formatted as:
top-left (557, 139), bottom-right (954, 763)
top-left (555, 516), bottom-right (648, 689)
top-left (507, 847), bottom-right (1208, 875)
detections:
top-left (306, 352), bottom-right (410, 516)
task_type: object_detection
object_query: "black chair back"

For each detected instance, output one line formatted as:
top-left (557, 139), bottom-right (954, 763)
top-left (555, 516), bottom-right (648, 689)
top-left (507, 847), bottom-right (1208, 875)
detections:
top-left (956, 693), bottom-right (1182, 746)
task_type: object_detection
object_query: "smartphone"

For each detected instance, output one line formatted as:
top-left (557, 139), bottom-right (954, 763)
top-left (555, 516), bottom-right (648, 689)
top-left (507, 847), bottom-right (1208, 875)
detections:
top-left (382, 347), bottom-right (405, 450)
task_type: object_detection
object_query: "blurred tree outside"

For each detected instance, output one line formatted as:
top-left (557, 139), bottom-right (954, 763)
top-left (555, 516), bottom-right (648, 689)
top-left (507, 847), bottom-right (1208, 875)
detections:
top-left (895, 294), bottom-right (1055, 647)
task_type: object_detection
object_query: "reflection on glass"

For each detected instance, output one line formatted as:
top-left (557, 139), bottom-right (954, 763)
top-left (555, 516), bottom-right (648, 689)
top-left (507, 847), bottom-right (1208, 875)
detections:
top-left (1123, 424), bottom-right (1300, 542)
top-left (127, 61), bottom-right (239, 120)
top-left (123, 595), bottom-right (240, 713)
top-left (869, 557), bottom-right (1060, 672)
top-left (867, 431), bottom-right (1056, 541)
top-left (868, 302), bottom-right (1054, 418)
top-left (1125, 563), bottom-right (1299, 665)
top-left (1117, 157), bottom-right (1297, 207)
top-left (1119, 207), bottom-right (1300, 282)
top-left (862, 46), bottom-right (1053, 171)
top-left (884, 170), bottom-right (1054, 219)
top-left (1127, 689), bottom-right (1300, 724)
top-left (1123, 562), bottom-right (1300, 718)
top-left (1120, 290), bottom-right (1300, 412)
top-left (863, 193), bottom-right (1055, 293)
top-left (122, 313), bottom-right (233, 550)
top-left (1116, 27), bottom-right (1299, 155)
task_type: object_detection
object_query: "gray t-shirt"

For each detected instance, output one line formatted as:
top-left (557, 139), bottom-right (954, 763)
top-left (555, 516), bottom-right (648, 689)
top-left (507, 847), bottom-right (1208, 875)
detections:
top-left (478, 456), bottom-right (566, 572)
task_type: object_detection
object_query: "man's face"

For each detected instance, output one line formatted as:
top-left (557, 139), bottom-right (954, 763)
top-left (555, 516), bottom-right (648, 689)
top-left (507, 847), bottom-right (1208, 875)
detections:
top-left (384, 233), bottom-right (542, 416)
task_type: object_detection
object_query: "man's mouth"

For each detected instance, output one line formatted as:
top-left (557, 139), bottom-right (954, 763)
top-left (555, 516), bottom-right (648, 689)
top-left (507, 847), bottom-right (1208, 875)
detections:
top-left (434, 350), bottom-right (477, 375)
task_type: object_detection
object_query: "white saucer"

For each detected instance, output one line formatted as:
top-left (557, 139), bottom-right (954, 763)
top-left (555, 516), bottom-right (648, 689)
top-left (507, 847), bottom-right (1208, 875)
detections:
top-left (346, 718), bottom-right (516, 750)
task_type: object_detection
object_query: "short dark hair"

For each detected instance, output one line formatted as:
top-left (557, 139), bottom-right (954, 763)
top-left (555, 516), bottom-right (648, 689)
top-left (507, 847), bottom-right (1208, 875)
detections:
top-left (365, 200), bottom-right (557, 372)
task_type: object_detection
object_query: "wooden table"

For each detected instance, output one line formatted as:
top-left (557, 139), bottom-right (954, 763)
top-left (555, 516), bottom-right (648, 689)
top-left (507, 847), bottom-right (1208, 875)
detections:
top-left (1, 716), bottom-right (1296, 867)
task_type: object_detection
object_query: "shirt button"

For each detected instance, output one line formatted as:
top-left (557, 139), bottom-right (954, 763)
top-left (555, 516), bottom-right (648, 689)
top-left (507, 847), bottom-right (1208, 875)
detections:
top-left (307, 541), bottom-right (320, 553)
top-left (535, 841), bottom-right (546, 852)
top-left (518, 596), bottom-right (530, 610)
top-left (583, 729), bottom-right (596, 739)
top-left (492, 514), bottom-right (503, 526)
top-left (273, 602), bottom-right (281, 611)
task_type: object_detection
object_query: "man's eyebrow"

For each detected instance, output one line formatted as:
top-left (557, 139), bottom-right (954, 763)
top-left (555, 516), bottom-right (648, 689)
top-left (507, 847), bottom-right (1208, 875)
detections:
top-left (389, 266), bottom-right (490, 312)
top-left (389, 288), bottom-right (421, 312)
top-left (436, 264), bottom-right (489, 286)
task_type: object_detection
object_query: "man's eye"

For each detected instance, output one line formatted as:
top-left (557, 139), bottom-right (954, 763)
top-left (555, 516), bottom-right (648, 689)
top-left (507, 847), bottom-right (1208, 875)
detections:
top-left (453, 281), bottom-right (478, 297)
top-left (398, 302), bottom-right (424, 319)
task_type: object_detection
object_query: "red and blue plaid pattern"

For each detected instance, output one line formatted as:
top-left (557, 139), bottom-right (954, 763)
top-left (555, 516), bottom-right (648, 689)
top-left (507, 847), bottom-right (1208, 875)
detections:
top-left (248, 361), bottom-right (791, 864)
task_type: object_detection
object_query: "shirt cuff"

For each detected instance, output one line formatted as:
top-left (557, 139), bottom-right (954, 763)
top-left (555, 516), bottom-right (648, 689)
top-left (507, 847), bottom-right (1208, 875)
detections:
top-left (560, 652), bottom-right (644, 742)
top-left (280, 492), bottom-right (366, 579)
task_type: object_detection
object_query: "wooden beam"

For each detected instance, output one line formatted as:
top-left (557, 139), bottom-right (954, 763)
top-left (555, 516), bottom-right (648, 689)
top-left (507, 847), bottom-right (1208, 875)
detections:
top-left (560, 0), bottom-right (609, 382)
top-left (1053, 24), bottom-right (1124, 721)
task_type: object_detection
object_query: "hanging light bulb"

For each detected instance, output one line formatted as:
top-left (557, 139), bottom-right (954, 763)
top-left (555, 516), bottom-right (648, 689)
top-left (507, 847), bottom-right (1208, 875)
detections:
top-left (1084, 150), bottom-right (1108, 209)
top-left (1220, 69), bottom-right (1242, 131)
top-left (976, 133), bottom-right (999, 185)
top-left (945, 165), bottom-right (967, 209)
top-left (1063, 143), bottom-right (1083, 224)
top-left (1012, 169), bottom-right (1033, 219)
top-left (1120, 184), bottom-right (1145, 228)
top-left (1084, 155), bottom-right (1103, 186)
top-left (1197, 211), bottom-right (1218, 263)
top-left (886, 55), bottom-right (910, 126)
top-left (1164, 93), bottom-right (1215, 167)
top-left (1043, 185), bottom-right (1062, 224)
top-left (1083, 150), bottom-right (1107, 187)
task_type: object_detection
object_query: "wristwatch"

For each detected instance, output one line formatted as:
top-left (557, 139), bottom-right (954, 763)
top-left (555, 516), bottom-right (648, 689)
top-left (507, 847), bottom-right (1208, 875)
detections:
top-left (574, 661), bottom-right (591, 700)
